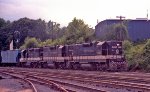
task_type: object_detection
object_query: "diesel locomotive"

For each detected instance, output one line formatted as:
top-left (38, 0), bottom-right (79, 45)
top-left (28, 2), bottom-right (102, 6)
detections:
top-left (17, 41), bottom-right (127, 71)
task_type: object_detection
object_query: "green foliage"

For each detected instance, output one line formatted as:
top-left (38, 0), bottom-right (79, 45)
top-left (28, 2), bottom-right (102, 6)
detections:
top-left (18, 17), bottom-right (94, 47)
top-left (0, 17), bottom-right (67, 50)
top-left (123, 39), bottom-right (150, 72)
top-left (64, 17), bottom-right (94, 44)
top-left (0, 17), bottom-right (95, 50)
top-left (21, 37), bottom-right (39, 49)
top-left (125, 43), bottom-right (145, 71)
top-left (114, 23), bottom-right (129, 40)
top-left (0, 18), bottom-right (11, 50)
top-left (0, 18), bottom-right (6, 28)
top-left (40, 39), bottom-right (53, 47)
top-left (138, 39), bottom-right (150, 71)
top-left (39, 37), bottom-right (66, 47)
top-left (123, 40), bottom-right (132, 51)
top-left (143, 39), bottom-right (150, 55)
top-left (99, 23), bottom-right (129, 41)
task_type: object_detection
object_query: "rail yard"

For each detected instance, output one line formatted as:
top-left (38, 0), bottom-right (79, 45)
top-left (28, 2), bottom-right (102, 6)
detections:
top-left (0, 67), bottom-right (149, 92)
top-left (1, 0), bottom-right (150, 92)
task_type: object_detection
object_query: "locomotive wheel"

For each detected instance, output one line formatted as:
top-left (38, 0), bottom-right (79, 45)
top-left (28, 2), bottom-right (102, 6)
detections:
top-left (19, 62), bottom-right (26, 67)
top-left (41, 62), bottom-right (48, 68)
top-left (99, 62), bottom-right (108, 71)
top-left (90, 63), bottom-right (98, 71)
top-left (71, 62), bottom-right (81, 70)
top-left (54, 62), bottom-right (59, 69)
top-left (120, 62), bottom-right (127, 71)
top-left (58, 62), bottom-right (65, 69)
top-left (69, 63), bottom-right (74, 69)
top-left (32, 62), bottom-right (38, 68)
top-left (62, 62), bottom-right (67, 69)
top-left (109, 61), bottom-right (117, 72)
top-left (37, 62), bottom-right (42, 68)
top-left (65, 61), bottom-right (71, 69)
top-left (34, 62), bottom-right (37, 68)
top-left (30, 62), bottom-right (34, 68)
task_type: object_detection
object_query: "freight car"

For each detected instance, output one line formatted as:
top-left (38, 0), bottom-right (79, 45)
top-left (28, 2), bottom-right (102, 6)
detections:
top-left (0, 50), bottom-right (21, 66)
top-left (19, 41), bottom-right (126, 71)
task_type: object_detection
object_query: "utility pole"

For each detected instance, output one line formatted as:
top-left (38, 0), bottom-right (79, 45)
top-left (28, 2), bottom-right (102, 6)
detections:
top-left (116, 16), bottom-right (125, 20)
top-left (116, 16), bottom-right (125, 41)
top-left (14, 31), bottom-right (20, 49)
top-left (147, 9), bottom-right (149, 21)
top-left (49, 21), bottom-right (56, 42)
top-left (52, 22), bottom-right (56, 41)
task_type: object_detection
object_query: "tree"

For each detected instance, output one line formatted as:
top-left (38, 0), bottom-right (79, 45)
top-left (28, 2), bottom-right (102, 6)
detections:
top-left (143, 39), bottom-right (150, 55)
top-left (21, 37), bottom-right (39, 49)
top-left (0, 17), bottom-right (95, 49)
top-left (114, 23), bottom-right (129, 41)
top-left (123, 40), bottom-right (132, 51)
top-left (0, 18), bottom-right (6, 28)
top-left (40, 39), bottom-right (53, 46)
top-left (64, 17), bottom-right (94, 44)
top-left (0, 18), bottom-right (12, 50)
top-left (138, 39), bottom-right (150, 71)
top-left (99, 23), bottom-right (129, 41)
top-left (142, 39), bottom-right (150, 64)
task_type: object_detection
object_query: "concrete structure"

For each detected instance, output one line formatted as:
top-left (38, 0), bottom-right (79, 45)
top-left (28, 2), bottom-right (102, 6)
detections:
top-left (95, 19), bottom-right (150, 41)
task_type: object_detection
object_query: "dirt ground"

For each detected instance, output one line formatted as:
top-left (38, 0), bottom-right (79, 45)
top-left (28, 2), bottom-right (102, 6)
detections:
top-left (0, 87), bottom-right (33, 92)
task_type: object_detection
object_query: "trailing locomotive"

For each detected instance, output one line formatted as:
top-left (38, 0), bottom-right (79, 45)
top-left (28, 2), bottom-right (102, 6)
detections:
top-left (18, 41), bottom-right (126, 71)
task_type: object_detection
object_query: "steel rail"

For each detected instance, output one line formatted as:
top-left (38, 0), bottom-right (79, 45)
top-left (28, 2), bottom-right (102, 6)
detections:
top-left (1, 71), bottom-right (69, 92)
top-left (1, 72), bottom-right (38, 92)
top-left (10, 70), bottom-right (150, 92)
top-left (1, 68), bottom-right (150, 92)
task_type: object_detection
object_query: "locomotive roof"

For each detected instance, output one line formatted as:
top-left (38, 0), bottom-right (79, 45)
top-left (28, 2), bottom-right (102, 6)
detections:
top-left (28, 48), bottom-right (40, 50)
top-left (97, 41), bottom-right (105, 45)
top-left (59, 45), bottom-right (64, 48)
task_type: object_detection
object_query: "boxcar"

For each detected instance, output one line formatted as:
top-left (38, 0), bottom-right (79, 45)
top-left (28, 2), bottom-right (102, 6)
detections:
top-left (1, 50), bottom-right (21, 66)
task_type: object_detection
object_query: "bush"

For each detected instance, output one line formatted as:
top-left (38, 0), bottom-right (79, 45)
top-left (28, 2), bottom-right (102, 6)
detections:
top-left (127, 39), bottom-right (150, 72)
top-left (123, 40), bottom-right (132, 51)
top-left (21, 37), bottom-right (39, 49)
top-left (143, 39), bottom-right (150, 55)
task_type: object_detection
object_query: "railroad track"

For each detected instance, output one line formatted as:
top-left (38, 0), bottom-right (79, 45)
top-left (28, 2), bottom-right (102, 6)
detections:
top-left (18, 71), bottom-right (150, 92)
top-left (6, 67), bottom-right (150, 79)
top-left (27, 75), bottom-right (107, 92)
top-left (0, 72), bottom-right (38, 92)
top-left (11, 68), bottom-right (150, 84)
top-left (0, 69), bottom-right (107, 92)
top-left (0, 67), bottom-right (150, 92)
top-left (1, 72), bottom-right (69, 92)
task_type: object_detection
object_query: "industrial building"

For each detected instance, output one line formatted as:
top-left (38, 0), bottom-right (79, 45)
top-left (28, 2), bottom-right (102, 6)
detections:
top-left (95, 19), bottom-right (150, 41)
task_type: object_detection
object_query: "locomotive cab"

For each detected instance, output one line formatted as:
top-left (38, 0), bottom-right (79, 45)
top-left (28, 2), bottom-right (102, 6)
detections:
top-left (101, 41), bottom-right (123, 55)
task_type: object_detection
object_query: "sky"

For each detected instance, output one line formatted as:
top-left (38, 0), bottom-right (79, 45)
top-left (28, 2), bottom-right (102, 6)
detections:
top-left (0, 0), bottom-right (150, 27)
